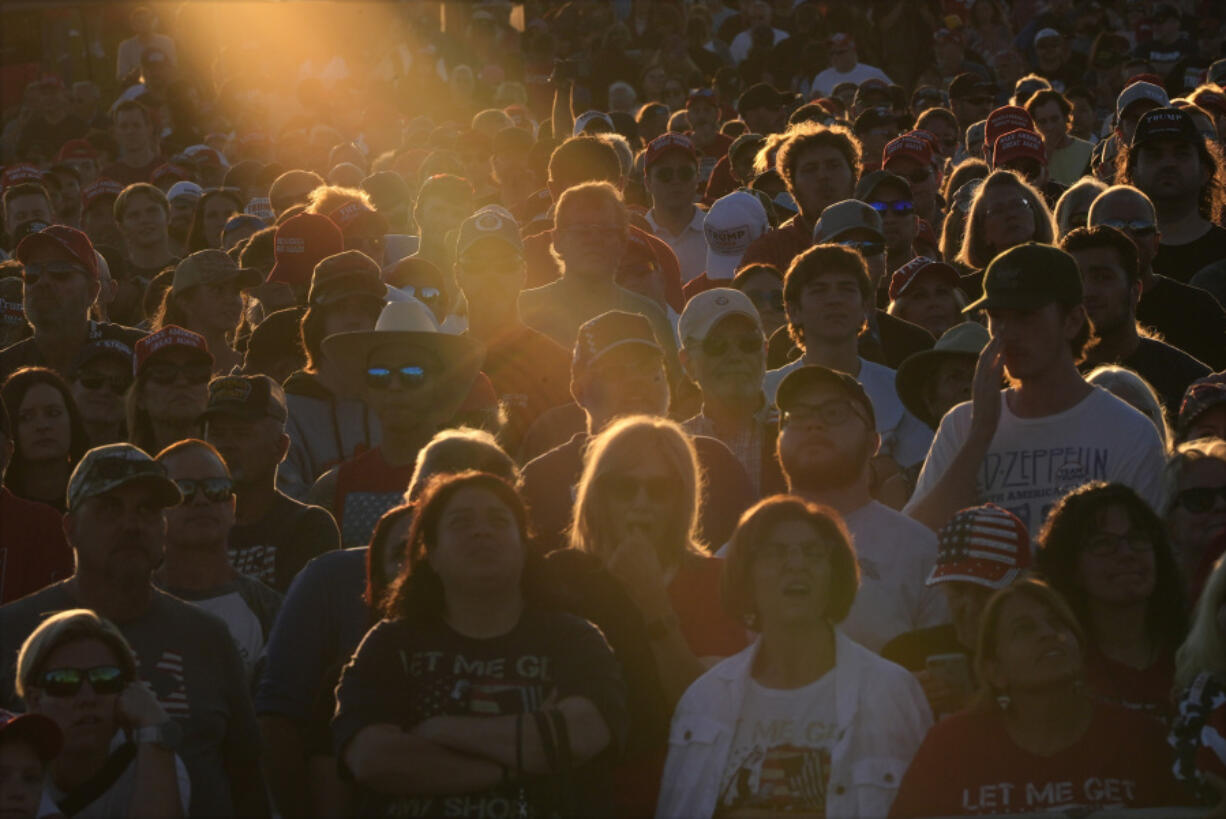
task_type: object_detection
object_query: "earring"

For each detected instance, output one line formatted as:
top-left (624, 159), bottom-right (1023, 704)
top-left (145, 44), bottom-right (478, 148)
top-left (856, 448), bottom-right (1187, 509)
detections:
top-left (995, 691), bottom-right (1012, 711)
top-left (742, 612), bottom-right (758, 629)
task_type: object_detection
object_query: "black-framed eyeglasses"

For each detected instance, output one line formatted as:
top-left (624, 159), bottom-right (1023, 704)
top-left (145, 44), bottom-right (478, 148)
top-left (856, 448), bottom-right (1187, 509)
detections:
top-left (366, 365), bottom-right (429, 391)
top-left (838, 239), bottom-right (886, 257)
top-left (699, 333), bottom-right (761, 357)
top-left (1099, 218), bottom-right (1157, 237)
top-left (175, 477), bottom-right (234, 503)
top-left (1083, 532), bottom-right (1154, 557)
top-left (868, 200), bottom-right (914, 215)
top-left (77, 371), bottom-right (132, 395)
top-left (782, 399), bottom-right (863, 428)
top-left (23, 261), bottom-right (89, 286)
top-left (37, 665), bottom-right (126, 697)
top-left (146, 362), bottom-right (212, 386)
top-left (602, 474), bottom-right (675, 505)
top-left (1176, 486), bottom-right (1226, 514)
top-left (653, 165), bottom-right (697, 184)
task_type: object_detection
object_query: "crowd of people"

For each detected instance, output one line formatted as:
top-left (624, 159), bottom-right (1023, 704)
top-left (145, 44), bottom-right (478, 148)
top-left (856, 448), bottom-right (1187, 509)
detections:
top-left (1, 0), bottom-right (1226, 816)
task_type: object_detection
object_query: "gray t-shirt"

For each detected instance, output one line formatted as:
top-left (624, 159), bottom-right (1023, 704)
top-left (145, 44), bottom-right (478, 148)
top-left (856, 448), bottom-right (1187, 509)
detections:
top-left (1, 582), bottom-right (261, 817)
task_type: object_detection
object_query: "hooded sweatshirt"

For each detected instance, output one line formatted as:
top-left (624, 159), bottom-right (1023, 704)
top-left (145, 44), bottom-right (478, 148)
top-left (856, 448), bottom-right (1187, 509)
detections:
top-left (279, 370), bottom-right (381, 500)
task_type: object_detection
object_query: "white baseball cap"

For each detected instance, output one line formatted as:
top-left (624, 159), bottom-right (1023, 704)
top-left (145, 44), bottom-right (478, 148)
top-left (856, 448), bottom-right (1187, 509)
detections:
top-left (1116, 81), bottom-right (1169, 119)
top-left (166, 181), bottom-right (203, 203)
top-left (573, 111), bottom-right (615, 136)
top-left (703, 191), bottom-right (769, 279)
top-left (678, 287), bottom-right (763, 344)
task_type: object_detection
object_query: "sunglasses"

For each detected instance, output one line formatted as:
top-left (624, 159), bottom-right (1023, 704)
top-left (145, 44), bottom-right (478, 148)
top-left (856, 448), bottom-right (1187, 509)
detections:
top-left (37, 665), bottom-right (126, 697)
top-left (868, 200), bottom-right (914, 215)
top-left (652, 165), bottom-right (697, 184)
top-left (366, 365), bottom-right (429, 391)
top-left (23, 261), bottom-right (89, 286)
top-left (838, 239), bottom-right (886, 257)
top-left (701, 333), bottom-right (761, 357)
top-left (145, 362), bottom-right (212, 386)
top-left (742, 288), bottom-right (784, 311)
top-left (1176, 486), bottom-right (1226, 514)
top-left (389, 283), bottom-right (442, 305)
top-left (175, 476), bottom-right (234, 503)
top-left (77, 371), bottom-right (132, 394)
top-left (1099, 218), bottom-right (1157, 236)
top-left (782, 399), bottom-right (862, 428)
top-left (603, 474), bottom-right (675, 505)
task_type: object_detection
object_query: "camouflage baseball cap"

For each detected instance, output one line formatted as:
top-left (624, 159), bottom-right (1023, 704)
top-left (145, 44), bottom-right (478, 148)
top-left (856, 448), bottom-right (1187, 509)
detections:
top-left (66, 443), bottom-right (182, 512)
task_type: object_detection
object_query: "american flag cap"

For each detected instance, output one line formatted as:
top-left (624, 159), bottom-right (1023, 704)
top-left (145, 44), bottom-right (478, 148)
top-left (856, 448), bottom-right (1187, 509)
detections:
top-left (927, 503), bottom-right (1031, 589)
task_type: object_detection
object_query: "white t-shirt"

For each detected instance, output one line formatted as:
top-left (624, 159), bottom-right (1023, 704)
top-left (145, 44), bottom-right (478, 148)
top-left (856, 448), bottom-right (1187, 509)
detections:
top-left (809, 63), bottom-right (892, 98)
top-left (841, 500), bottom-right (949, 652)
top-left (719, 674), bottom-right (838, 812)
top-left (904, 387), bottom-right (1167, 535)
top-left (646, 208), bottom-right (708, 285)
top-left (765, 357), bottom-right (934, 466)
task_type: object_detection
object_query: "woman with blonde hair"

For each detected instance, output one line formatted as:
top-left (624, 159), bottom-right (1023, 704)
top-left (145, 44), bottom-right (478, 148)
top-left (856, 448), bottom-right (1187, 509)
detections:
top-left (1170, 555), bottom-right (1226, 806)
top-left (16, 609), bottom-right (188, 817)
top-left (1054, 177), bottom-right (1108, 237)
top-left (956, 169), bottom-right (1057, 291)
top-left (1086, 364), bottom-right (1171, 451)
top-left (569, 415), bottom-right (746, 704)
top-left (1163, 437), bottom-right (1226, 599)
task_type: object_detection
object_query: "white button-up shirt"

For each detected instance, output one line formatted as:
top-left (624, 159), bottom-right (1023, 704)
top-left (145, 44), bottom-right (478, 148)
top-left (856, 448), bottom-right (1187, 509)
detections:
top-left (646, 207), bottom-right (708, 284)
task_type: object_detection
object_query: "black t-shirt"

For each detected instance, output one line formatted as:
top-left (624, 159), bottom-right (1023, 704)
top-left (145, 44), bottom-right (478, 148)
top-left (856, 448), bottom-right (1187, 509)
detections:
top-left (332, 608), bottom-right (628, 818)
top-left (1137, 275), bottom-right (1226, 370)
top-left (0, 321), bottom-right (146, 384)
top-left (1121, 336), bottom-right (1210, 421)
top-left (226, 490), bottom-right (339, 593)
top-left (1153, 224), bottom-right (1226, 284)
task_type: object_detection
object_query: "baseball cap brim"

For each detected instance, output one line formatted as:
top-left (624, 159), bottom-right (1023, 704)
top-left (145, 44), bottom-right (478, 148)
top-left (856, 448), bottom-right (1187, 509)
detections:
top-left (0, 712), bottom-right (63, 762)
top-left (962, 288), bottom-right (1055, 314)
top-left (72, 472), bottom-right (183, 511)
top-left (895, 348), bottom-right (978, 427)
top-left (582, 338), bottom-right (663, 374)
top-left (705, 248), bottom-right (744, 279)
top-left (14, 233), bottom-right (94, 277)
top-left (310, 272), bottom-right (388, 306)
top-left (926, 561), bottom-right (1021, 589)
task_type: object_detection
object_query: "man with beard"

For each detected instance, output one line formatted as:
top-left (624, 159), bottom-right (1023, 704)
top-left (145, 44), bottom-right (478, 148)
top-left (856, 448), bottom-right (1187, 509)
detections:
top-left (905, 243), bottom-right (1167, 536)
top-left (1118, 107), bottom-right (1226, 284)
top-left (115, 183), bottom-right (177, 284)
top-left (0, 226), bottom-right (144, 384)
top-left (204, 375), bottom-right (339, 593)
top-left (773, 364), bottom-right (947, 651)
top-left (1086, 185), bottom-right (1226, 369)
top-left (0, 443), bottom-right (268, 817)
top-left (740, 122), bottom-right (860, 273)
top-left (520, 310), bottom-right (754, 554)
top-left (1061, 225), bottom-right (1208, 417)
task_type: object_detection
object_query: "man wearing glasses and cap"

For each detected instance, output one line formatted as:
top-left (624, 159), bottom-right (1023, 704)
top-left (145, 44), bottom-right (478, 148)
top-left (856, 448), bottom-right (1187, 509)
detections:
top-left (0, 443), bottom-right (267, 817)
top-left (0, 225), bottom-right (145, 385)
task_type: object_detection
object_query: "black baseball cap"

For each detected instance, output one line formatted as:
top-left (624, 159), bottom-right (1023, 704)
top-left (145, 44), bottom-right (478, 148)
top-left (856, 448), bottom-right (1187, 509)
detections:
top-left (776, 365), bottom-right (877, 429)
top-left (853, 107), bottom-right (900, 134)
top-left (1131, 107), bottom-right (1202, 149)
top-left (963, 243), bottom-right (1082, 313)
top-left (202, 374), bottom-right (288, 423)
top-left (737, 83), bottom-right (793, 115)
top-left (949, 73), bottom-right (997, 101)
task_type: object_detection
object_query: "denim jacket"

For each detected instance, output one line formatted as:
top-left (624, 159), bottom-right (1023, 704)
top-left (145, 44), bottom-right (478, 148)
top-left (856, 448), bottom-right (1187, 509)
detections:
top-left (656, 630), bottom-right (932, 818)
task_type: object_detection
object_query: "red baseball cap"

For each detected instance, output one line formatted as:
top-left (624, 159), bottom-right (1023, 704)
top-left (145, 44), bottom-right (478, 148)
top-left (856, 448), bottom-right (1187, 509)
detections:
top-left (0, 709), bottom-right (62, 762)
top-left (1, 163), bottom-right (44, 189)
top-left (267, 212), bottom-right (345, 287)
top-left (888, 256), bottom-right (960, 301)
top-left (81, 179), bottom-right (124, 212)
top-left (645, 133), bottom-right (699, 173)
top-left (152, 163), bottom-right (193, 184)
top-left (882, 134), bottom-right (933, 170)
top-left (992, 128), bottom-right (1047, 168)
top-left (15, 225), bottom-right (100, 281)
top-left (134, 325), bottom-right (213, 374)
top-left (57, 139), bottom-right (97, 162)
top-left (984, 106), bottom-right (1036, 154)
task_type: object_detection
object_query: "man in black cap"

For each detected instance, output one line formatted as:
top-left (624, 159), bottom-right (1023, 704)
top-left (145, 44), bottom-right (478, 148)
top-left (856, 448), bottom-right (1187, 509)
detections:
top-left (1119, 107), bottom-right (1226, 283)
top-left (735, 83), bottom-right (790, 136)
top-left (1061, 225), bottom-right (1209, 417)
top-left (905, 243), bottom-right (1167, 535)
top-left (204, 374), bottom-right (339, 593)
top-left (949, 73), bottom-right (998, 141)
top-left (0, 443), bottom-right (267, 817)
top-left (773, 364), bottom-right (947, 652)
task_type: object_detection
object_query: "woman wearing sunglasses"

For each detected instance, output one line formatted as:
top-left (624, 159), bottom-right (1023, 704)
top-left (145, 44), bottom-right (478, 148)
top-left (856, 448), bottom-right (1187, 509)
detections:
top-left (125, 326), bottom-right (212, 456)
top-left (68, 341), bottom-right (134, 447)
top-left (15, 609), bottom-right (188, 817)
top-left (334, 471), bottom-right (626, 817)
top-left (658, 496), bottom-right (930, 818)
top-left (1, 367), bottom-right (90, 513)
top-left (1164, 438), bottom-right (1226, 601)
top-left (1036, 482), bottom-right (1188, 718)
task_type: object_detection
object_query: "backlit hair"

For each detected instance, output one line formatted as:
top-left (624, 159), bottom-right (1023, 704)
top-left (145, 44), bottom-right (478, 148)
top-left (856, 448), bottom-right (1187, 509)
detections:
top-left (1175, 555), bottom-right (1226, 691)
top-left (1084, 365), bottom-right (1170, 450)
top-left (569, 415), bottom-right (703, 563)
top-left (17, 609), bottom-right (137, 701)
top-left (957, 169), bottom-right (1055, 269)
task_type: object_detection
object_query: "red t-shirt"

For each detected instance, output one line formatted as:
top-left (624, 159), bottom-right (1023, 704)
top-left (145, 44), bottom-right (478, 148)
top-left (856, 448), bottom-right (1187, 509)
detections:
top-left (1085, 645), bottom-right (1176, 719)
top-left (0, 488), bottom-right (73, 604)
top-left (738, 215), bottom-right (813, 274)
top-left (668, 554), bottom-right (748, 659)
top-left (702, 154), bottom-right (739, 205)
top-left (681, 272), bottom-right (733, 301)
top-left (890, 702), bottom-right (1191, 817)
